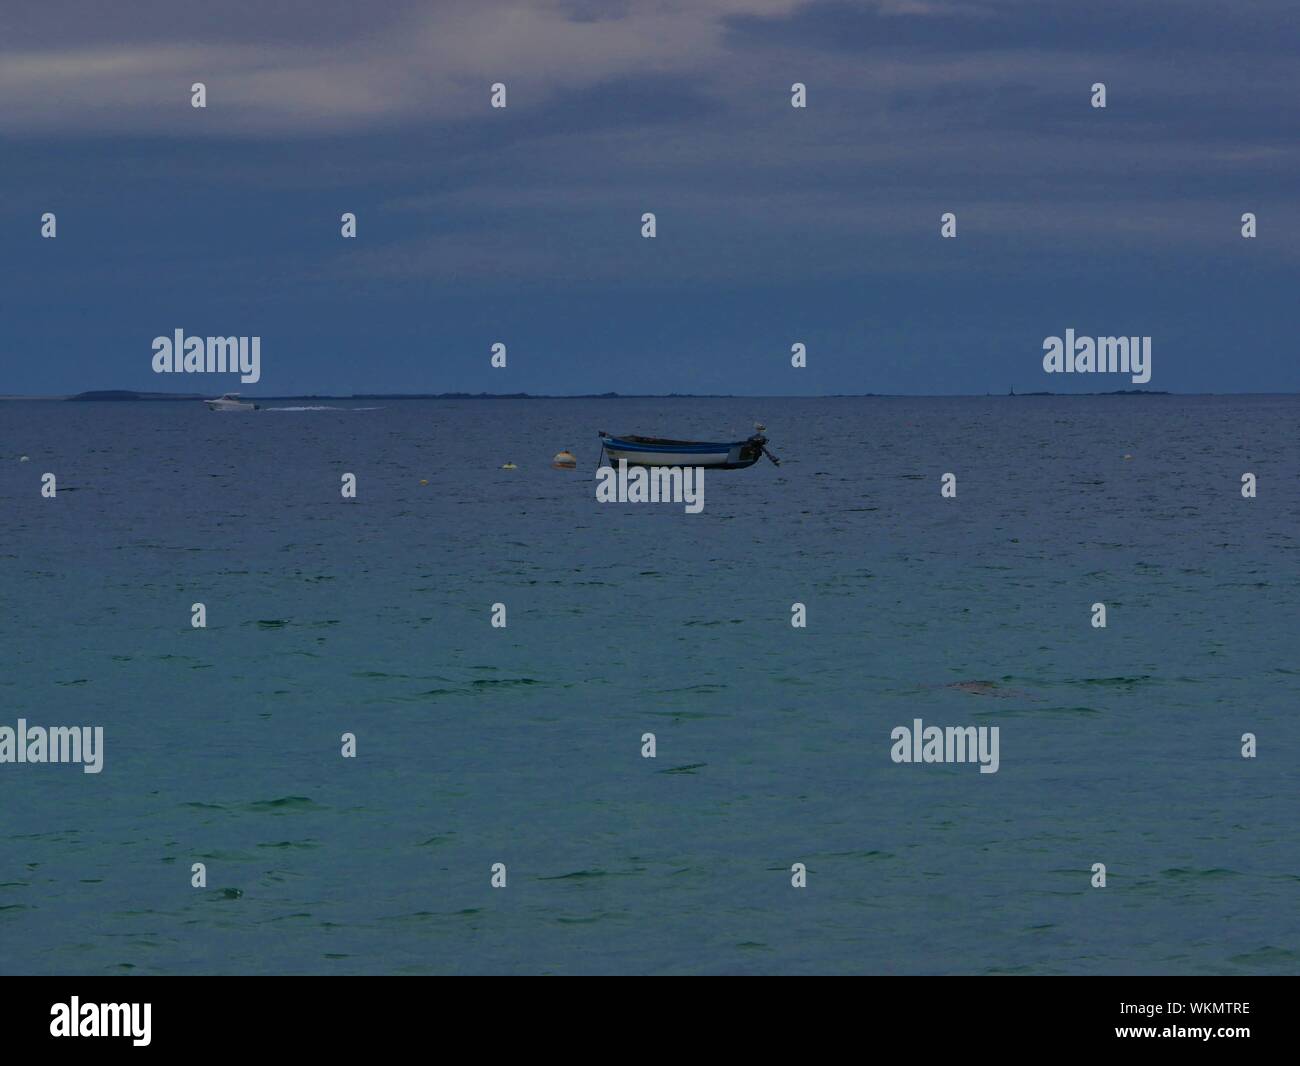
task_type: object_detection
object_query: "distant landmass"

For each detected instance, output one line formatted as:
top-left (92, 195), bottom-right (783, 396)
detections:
top-left (45, 389), bottom-right (1183, 402)
top-left (1004, 389), bottom-right (1171, 396)
top-left (66, 390), bottom-right (211, 401)
top-left (60, 390), bottom-right (741, 401)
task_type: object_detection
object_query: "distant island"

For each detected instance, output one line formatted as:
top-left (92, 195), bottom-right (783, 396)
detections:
top-left (60, 390), bottom-right (741, 401)
top-left (44, 389), bottom-right (1184, 402)
top-left (1003, 388), bottom-right (1171, 397)
top-left (66, 390), bottom-right (211, 401)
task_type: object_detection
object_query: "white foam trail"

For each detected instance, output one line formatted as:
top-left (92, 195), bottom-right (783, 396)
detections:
top-left (263, 405), bottom-right (384, 412)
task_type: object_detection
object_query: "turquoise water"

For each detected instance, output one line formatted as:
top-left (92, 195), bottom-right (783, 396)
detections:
top-left (1, 395), bottom-right (1297, 974)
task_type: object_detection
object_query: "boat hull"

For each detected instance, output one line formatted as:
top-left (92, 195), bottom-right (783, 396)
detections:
top-left (599, 434), bottom-right (765, 469)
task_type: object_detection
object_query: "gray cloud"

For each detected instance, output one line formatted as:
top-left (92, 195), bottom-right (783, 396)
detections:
top-left (0, 1), bottom-right (806, 135)
top-left (4, 0), bottom-right (1295, 288)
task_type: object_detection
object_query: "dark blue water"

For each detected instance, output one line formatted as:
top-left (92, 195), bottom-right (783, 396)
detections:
top-left (1, 396), bottom-right (1296, 974)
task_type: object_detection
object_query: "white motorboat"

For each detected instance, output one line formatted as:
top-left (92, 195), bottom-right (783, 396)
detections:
top-left (204, 393), bottom-right (259, 412)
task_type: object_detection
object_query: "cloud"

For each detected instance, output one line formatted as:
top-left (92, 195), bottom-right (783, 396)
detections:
top-left (3, 0), bottom-right (1296, 288)
top-left (0, 1), bottom-right (807, 135)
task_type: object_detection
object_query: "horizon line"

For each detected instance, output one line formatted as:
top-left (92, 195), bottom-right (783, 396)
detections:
top-left (3, 389), bottom-right (1300, 401)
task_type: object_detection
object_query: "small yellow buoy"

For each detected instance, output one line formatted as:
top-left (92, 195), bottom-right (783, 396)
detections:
top-left (419, 479), bottom-right (429, 485)
top-left (501, 462), bottom-right (517, 470)
top-left (552, 450), bottom-right (577, 470)
top-left (1123, 454), bottom-right (1133, 461)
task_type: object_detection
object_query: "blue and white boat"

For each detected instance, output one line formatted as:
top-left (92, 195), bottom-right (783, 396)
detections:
top-left (598, 429), bottom-right (779, 469)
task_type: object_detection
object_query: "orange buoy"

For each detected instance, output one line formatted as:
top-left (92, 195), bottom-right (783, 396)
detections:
top-left (552, 450), bottom-right (577, 470)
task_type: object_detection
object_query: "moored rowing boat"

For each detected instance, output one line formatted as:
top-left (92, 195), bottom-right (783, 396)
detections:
top-left (598, 431), bottom-right (778, 469)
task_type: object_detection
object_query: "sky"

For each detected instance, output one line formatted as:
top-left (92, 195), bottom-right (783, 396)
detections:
top-left (2, 0), bottom-right (1297, 396)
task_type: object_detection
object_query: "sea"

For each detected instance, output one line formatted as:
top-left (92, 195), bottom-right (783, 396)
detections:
top-left (1, 395), bottom-right (1296, 975)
